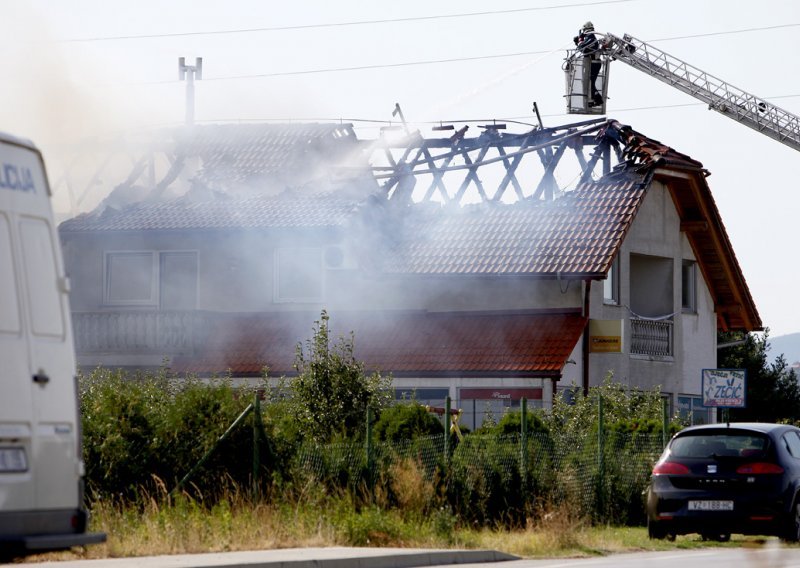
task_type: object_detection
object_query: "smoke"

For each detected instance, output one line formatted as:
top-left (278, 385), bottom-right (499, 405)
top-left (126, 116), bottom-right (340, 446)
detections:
top-left (0, 5), bottom-right (165, 215)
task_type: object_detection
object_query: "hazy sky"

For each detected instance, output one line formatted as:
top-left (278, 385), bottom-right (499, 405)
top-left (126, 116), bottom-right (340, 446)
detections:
top-left (2, 0), bottom-right (799, 337)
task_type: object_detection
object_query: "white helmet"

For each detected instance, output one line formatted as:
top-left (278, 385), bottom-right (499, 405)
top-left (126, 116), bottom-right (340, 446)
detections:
top-left (582, 21), bottom-right (594, 32)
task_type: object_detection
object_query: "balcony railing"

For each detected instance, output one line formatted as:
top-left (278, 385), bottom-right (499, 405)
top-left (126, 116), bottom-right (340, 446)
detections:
top-left (72, 310), bottom-right (209, 354)
top-left (630, 317), bottom-right (673, 357)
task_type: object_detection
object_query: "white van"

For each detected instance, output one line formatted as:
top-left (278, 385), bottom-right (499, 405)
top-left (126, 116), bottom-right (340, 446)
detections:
top-left (0, 132), bottom-right (104, 557)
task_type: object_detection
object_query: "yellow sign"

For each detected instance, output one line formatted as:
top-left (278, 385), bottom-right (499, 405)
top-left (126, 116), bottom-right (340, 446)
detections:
top-left (589, 320), bottom-right (622, 353)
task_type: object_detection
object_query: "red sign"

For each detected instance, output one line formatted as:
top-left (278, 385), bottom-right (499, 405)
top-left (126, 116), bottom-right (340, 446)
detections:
top-left (459, 388), bottom-right (542, 400)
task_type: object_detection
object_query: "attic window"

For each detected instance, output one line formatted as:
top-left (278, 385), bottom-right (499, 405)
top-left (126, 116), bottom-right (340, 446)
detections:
top-left (274, 247), bottom-right (323, 303)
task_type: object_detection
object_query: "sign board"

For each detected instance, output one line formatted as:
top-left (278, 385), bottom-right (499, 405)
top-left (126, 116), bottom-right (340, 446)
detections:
top-left (589, 319), bottom-right (622, 353)
top-left (702, 369), bottom-right (746, 408)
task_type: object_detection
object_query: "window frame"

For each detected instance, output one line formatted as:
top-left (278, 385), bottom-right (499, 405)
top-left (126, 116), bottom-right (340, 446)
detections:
top-left (104, 250), bottom-right (198, 308)
top-left (104, 251), bottom-right (157, 306)
top-left (681, 260), bottom-right (697, 313)
top-left (603, 256), bottom-right (620, 305)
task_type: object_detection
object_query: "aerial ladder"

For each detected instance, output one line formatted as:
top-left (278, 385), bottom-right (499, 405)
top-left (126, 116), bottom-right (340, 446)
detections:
top-left (564, 32), bottom-right (800, 152)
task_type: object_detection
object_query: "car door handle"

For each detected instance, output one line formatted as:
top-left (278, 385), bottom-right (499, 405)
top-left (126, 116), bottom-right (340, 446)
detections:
top-left (32, 373), bottom-right (50, 384)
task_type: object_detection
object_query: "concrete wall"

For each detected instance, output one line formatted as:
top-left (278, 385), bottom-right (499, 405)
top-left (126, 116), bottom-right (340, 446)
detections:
top-left (559, 180), bottom-right (717, 407)
top-left (61, 230), bottom-right (583, 315)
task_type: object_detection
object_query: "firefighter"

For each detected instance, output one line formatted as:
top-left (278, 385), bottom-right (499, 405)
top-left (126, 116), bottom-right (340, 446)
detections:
top-left (573, 21), bottom-right (603, 106)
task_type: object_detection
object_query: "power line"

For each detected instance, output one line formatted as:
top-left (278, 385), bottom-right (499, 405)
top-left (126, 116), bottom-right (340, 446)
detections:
top-left (182, 94), bottom-right (800, 128)
top-left (145, 23), bottom-right (800, 84)
top-left (59, 0), bottom-right (637, 43)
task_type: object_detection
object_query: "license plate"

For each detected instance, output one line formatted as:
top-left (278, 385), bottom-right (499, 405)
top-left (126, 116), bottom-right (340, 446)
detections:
top-left (688, 500), bottom-right (734, 511)
top-left (0, 447), bottom-right (28, 472)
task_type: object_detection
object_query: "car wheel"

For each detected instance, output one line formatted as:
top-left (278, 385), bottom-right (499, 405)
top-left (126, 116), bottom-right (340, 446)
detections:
top-left (783, 501), bottom-right (800, 542)
top-left (647, 517), bottom-right (666, 540)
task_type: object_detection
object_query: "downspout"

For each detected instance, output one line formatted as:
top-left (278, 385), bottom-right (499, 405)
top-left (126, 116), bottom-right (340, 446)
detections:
top-left (582, 279), bottom-right (592, 396)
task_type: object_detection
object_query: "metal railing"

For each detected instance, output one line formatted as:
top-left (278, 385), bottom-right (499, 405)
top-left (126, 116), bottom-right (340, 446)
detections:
top-left (605, 33), bottom-right (800, 152)
top-left (630, 317), bottom-right (673, 357)
top-left (72, 310), bottom-right (208, 353)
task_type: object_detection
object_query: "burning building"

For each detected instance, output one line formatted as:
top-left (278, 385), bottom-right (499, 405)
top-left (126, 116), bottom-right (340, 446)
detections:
top-left (58, 119), bottom-right (760, 429)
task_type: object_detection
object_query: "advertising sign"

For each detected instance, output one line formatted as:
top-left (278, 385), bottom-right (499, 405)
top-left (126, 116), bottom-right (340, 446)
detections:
top-left (701, 369), bottom-right (746, 408)
top-left (589, 319), bottom-right (622, 353)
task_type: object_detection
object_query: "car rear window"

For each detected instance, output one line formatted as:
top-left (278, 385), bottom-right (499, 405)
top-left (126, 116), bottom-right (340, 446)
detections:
top-left (670, 432), bottom-right (769, 458)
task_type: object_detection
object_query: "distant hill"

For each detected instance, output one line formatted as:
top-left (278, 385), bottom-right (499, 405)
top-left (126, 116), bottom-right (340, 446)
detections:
top-left (768, 333), bottom-right (800, 366)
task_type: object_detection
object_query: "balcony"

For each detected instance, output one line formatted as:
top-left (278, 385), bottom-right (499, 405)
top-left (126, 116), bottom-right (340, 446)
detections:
top-left (630, 317), bottom-right (673, 357)
top-left (72, 310), bottom-right (209, 354)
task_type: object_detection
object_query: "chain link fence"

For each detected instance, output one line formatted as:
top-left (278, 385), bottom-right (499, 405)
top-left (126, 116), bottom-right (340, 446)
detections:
top-left (295, 429), bottom-right (665, 525)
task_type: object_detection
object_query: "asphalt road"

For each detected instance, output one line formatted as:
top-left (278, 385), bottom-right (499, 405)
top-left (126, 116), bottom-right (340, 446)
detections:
top-left (21, 544), bottom-right (800, 568)
top-left (442, 545), bottom-right (800, 568)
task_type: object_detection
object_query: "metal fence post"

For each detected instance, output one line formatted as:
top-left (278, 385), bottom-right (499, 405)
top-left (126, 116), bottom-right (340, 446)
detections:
top-left (597, 395), bottom-right (605, 517)
top-left (252, 393), bottom-right (261, 498)
top-left (366, 406), bottom-right (374, 494)
top-left (662, 398), bottom-right (669, 448)
top-left (444, 396), bottom-right (451, 464)
top-left (520, 397), bottom-right (528, 489)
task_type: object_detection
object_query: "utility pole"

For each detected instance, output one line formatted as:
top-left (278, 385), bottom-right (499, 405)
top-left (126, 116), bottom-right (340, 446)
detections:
top-left (178, 57), bottom-right (203, 125)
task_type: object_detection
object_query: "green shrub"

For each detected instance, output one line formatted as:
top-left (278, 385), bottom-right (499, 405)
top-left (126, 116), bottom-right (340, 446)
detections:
top-left (373, 402), bottom-right (444, 443)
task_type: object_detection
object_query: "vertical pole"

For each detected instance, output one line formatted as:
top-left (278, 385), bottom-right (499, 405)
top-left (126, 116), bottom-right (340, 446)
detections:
top-left (185, 71), bottom-right (195, 125)
top-left (662, 398), bottom-right (670, 448)
top-left (597, 395), bottom-right (605, 517)
top-left (444, 396), bottom-right (451, 464)
top-left (252, 393), bottom-right (261, 499)
top-left (520, 397), bottom-right (528, 489)
top-left (366, 406), bottom-right (374, 495)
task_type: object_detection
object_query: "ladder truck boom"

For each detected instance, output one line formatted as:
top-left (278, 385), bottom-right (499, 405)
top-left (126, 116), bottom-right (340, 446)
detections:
top-left (564, 32), bottom-right (800, 152)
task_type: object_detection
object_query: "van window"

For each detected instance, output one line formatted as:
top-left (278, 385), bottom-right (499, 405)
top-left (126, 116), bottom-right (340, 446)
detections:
top-left (19, 217), bottom-right (64, 337)
top-left (0, 214), bottom-right (21, 333)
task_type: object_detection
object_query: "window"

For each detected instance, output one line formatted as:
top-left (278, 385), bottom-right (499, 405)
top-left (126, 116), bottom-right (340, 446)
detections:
top-left (105, 252), bottom-right (156, 305)
top-left (0, 214), bottom-right (21, 334)
top-left (105, 251), bottom-right (198, 308)
top-left (274, 248), bottom-right (323, 303)
top-left (784, 432), bottom-right (800, 458)
top-left (677, 395), bottom-right (709, 425)
top-left (603, 256), bottom-right (619, 304)
top-left (681, 260), bottom-right (696, 312)
top-left (20, 218), bottom-right (64, 337)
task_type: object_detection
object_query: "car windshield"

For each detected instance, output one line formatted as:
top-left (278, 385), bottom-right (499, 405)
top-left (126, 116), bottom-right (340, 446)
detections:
top-left (670, 432), bottom-right (769, 459)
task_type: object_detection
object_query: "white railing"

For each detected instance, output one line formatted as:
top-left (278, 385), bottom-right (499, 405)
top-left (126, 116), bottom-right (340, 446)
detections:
top-left (72, 310), bottom-right (209, 354)
top-left (630, 317), bottom-right (673, 357)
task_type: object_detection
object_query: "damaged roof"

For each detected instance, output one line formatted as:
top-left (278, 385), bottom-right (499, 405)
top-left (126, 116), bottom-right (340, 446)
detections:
top-left (170, 310), bottom-right (587, 377)
top-left (177, 122), bottom-right (360, 188)
top-left (382, 171), bottom-right (647, 276)
top-left (59, 119), bottom-right (761, 332)
top-left (58, 192), bottom-right (357, 232)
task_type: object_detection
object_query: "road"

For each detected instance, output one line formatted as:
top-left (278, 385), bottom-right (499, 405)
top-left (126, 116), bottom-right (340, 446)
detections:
top-left (23, 544), bottom-right (800, 568)
top-left (442, 545), bottom-right (800, 568)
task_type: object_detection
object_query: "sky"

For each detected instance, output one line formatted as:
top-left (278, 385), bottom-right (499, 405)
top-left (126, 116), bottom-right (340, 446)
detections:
top-left (2, 0), bottom-right (799, 337)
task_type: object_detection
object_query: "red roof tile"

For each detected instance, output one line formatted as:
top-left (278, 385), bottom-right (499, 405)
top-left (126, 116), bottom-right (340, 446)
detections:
top-left (382, 172), bottom-right (647, 276)
top-left (170, 311), bottom-right (587, 377)
top-left (59, 192), bottom-right (357, 232)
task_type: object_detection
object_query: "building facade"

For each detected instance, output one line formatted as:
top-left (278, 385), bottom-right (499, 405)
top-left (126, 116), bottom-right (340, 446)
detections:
top-left (59, 121), bottom-right (760, 429)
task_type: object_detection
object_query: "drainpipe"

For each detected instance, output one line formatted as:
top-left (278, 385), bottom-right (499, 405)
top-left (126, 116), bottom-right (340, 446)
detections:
top-left (582, 280), bottom-right (592, 396)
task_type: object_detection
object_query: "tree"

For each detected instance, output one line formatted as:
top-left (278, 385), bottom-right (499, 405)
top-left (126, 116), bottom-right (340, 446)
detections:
top-left (719, 331), bottom-right (800, 422)
top-left (291, 310), bottom-right (392, 442)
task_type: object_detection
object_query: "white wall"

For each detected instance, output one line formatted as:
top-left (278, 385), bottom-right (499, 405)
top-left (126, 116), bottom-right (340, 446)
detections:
top-left (577, 181), bottom-right (717, 405)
